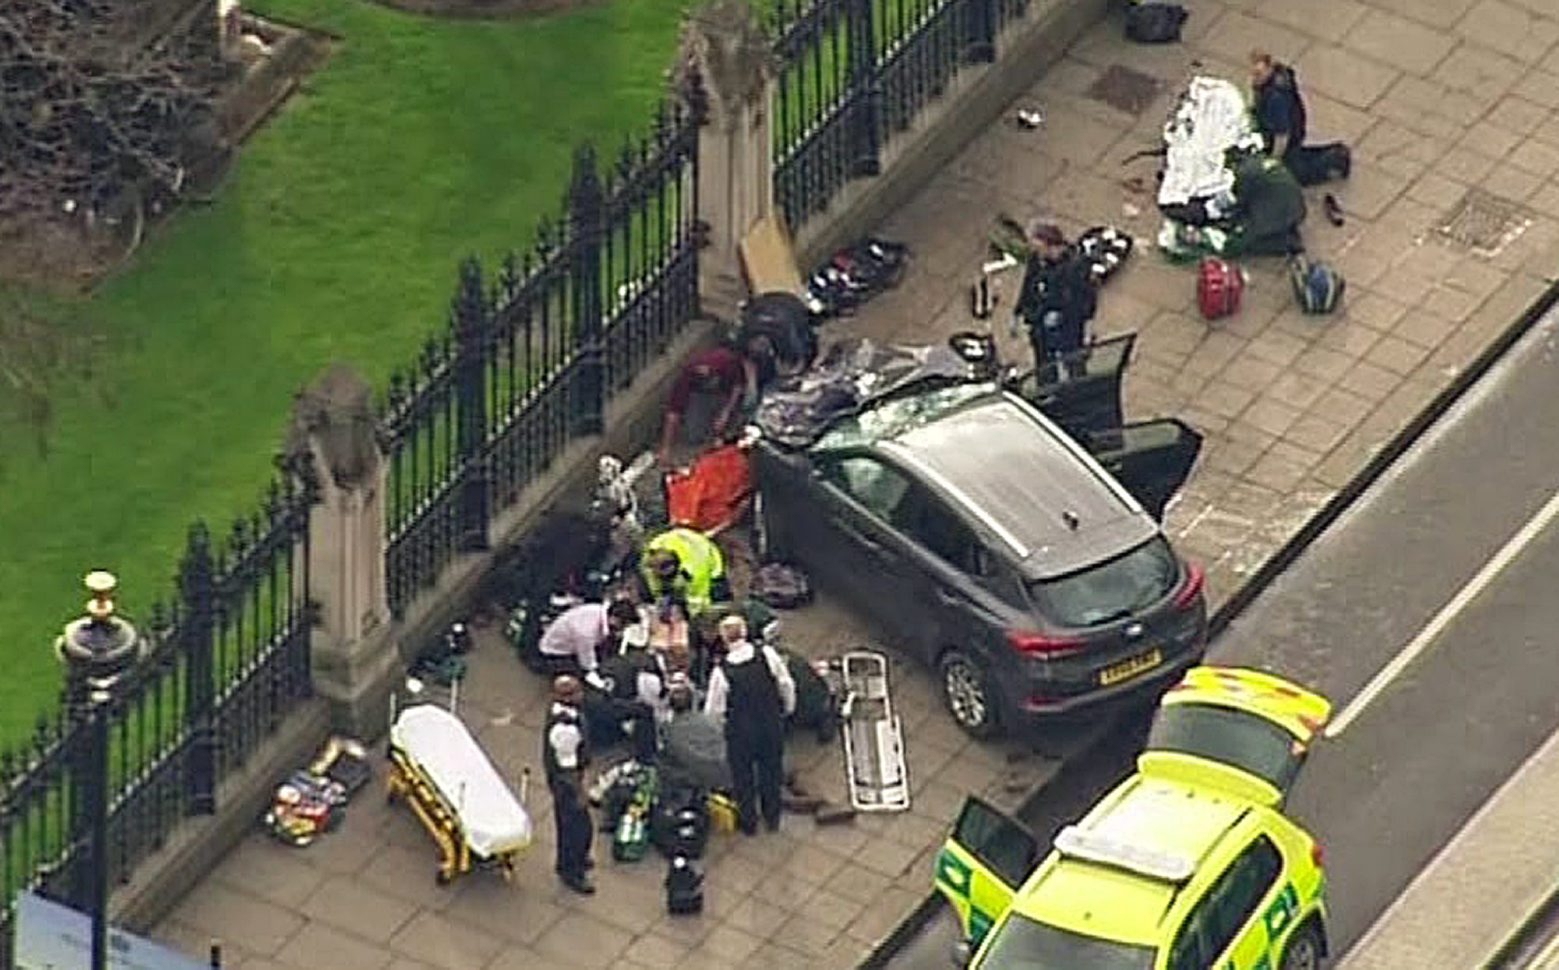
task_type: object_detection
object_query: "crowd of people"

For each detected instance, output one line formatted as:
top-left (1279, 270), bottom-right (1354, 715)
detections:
top-left (1009, 47), bottom-right (1350, 370)
top-left (525, 518), bottom-right (835, 896)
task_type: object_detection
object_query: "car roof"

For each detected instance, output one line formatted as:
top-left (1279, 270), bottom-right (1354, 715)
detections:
top-left (881, 393), bottom-right (1158, 579)
top-left (1014, 774), bottom-right (1253, 945)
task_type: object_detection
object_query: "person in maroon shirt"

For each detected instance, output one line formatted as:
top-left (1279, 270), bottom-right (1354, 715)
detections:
top-left (659, 343), bottom-right (756, 463)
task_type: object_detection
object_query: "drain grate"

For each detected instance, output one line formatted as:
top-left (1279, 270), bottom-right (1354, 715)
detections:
top-left (1437, 189), bottom-right (1532, 256)
top-left (1087, 64), bottom-right (1163, 115)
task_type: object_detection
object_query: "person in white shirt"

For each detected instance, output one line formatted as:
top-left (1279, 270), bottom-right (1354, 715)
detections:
top-left (704, 615), bottom-right (795, 834)
top-left (537, 599), bottom-right (640, 676)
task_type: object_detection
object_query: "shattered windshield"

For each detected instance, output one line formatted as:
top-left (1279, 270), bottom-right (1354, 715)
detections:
top-left (811, 382), bottom-right (998, 452)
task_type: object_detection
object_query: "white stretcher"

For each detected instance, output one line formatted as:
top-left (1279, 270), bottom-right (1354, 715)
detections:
top-left (839, 650), bottom-right (910, 813)
top-left (386, 704), bottom-right (533, 885)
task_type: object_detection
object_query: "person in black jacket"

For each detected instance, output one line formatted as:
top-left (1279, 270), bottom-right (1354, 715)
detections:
top-left (1250, 50), bottom-right (1351, 187)
top-left (544, 675), bottom-right (596, 894)
top-left (703, 615), bottom-right (796, 834)
top-left (1012, 222), bottom-right (1096, 378)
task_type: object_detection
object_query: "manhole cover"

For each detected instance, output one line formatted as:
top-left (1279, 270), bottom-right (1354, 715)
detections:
top-left (1437, 189), bottom-right (1531, 255)
top-left (1087, 64), bottom-right (1163, 115)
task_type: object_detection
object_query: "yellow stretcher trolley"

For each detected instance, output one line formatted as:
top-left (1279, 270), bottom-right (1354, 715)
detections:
top-left (386, 704), bottom-right (533, 886)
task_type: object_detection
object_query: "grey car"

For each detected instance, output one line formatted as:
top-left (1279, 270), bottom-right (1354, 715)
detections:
top-left (753, 382), bottom-right (1206, 739)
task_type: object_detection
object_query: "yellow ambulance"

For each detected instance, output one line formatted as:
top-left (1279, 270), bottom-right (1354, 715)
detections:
top-left (935, 666), bottom-right (1332, 969)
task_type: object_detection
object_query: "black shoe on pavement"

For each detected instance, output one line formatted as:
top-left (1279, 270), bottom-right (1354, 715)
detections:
top-left (765, 817), bottom-right (782, 833)
top-left (562, 873), bottom-right (596, 895)
top-left (1323, 194), bottom-right (1345, 227)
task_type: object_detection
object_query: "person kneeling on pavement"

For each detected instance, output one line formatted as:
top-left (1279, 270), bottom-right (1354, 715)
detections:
top-left (532, 598), bottom-right (641, 677)
top-left (582, 638), bottom-right (664, 766)
top-left (1229, 150), bottom-right (1307, 257)
top-left (705, 615), bottom-right (796, 835)
top-left (660, 674), bottom-right (732, 793)
top-left (639, 526), bottom-right (730, 620)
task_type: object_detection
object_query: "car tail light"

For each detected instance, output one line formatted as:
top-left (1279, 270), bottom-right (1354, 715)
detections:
top-left (1172, 562), bottom-right (1206, 611)
top-left (1311, 842), bottom-right (1324, 868)
top-left (1006, 630), bottom-right (1084, 657)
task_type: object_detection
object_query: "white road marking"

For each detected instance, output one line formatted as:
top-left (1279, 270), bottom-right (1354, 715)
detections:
top-left (1337, 721), bottom-right (1559, 968)
top-left (1530, 921), bottom-right (1559, 970)
top-left (1326, 486), bottom-right (1559, 738)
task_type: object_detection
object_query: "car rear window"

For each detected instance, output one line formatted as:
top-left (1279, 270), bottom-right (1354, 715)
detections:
top-left (1028, 536), bottom-right (1179, 628)
top-left (976, 913), bottom-right (1155, 970)
top-left (1147, 703), bottom-right (1303, 793)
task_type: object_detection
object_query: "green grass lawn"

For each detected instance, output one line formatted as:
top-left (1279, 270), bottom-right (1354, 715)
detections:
top-left (0, 0), bottom-right (696, 747)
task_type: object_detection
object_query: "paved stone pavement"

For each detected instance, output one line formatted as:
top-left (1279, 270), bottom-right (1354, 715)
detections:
top-left (148, 0), bottom-right (1559, 964)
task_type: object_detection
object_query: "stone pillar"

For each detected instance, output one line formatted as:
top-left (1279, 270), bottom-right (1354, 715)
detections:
top-left (676, 0), bottom-right (778, 320)
top-left (284, 363), bottom-right (399, 739)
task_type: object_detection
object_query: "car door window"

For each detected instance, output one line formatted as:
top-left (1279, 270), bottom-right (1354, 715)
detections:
top-left (1202, 836), bottom-right (1285, 963)
top-left (950, 798), bottom-right (1038, 888)
top-left (1168, 889), bottom-right (1213, 970)
top-left (819, 455), bottom-right (912, 522)
top-left (892, 487), bottom-right (986, 575)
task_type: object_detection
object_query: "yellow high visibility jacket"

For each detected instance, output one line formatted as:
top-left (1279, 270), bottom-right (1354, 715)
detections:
top-left (641, 527), bottom-right (726, 615)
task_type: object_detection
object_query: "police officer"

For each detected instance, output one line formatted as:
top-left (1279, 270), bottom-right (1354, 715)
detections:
top-left (1012, 222), bottom-right (1096, 379)
top-left (544, 675), bottom-right (596, 894)
top-left (704, 615), bottom-right (796, 834)
top-left (639, 526), bottom-right (729, 618)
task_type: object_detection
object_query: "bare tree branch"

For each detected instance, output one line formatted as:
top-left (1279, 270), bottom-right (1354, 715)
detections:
top-left (0, 0), bottom-right (224, 227)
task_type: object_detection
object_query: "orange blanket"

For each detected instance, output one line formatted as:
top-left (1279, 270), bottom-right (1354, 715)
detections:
top-left (665, 444), bottom-right (754, 534)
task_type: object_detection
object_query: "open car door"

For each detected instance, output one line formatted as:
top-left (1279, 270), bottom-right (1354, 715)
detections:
top-left (1140, 666), bottom-right (1332, 808)
top-left (935, 797), bottom-right (1041, 951)
top-left (1010, 332), bottom-right (1136, 440)
top-left (1082, 418), bottom-right (1203, 521)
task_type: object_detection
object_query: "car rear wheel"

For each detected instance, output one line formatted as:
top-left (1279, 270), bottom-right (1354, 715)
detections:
top-left (939, 649), bottom-right (1003, 740)
top-left (1280, 922), bottom-right (1325, 970)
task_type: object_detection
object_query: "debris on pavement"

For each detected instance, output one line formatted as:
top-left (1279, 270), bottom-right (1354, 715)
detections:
top-left (263, 736), bottom-right (371, 848)
top-left (1014, 107), bottom-right (1044, 129)
top-left (805, 236), bottom-right (910, 320)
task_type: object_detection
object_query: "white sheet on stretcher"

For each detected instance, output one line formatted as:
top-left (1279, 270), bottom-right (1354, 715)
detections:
top-left (391, 705), bottom-right (533, 858)
top-left (1158, 76), bottom-right (1258, 207)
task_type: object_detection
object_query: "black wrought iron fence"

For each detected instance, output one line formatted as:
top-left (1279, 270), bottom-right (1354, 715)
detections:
top-left (383, 86), bottom-right (705, 619)
top-left (0, 465), bottom-right (316, 965)
top-left (773, 0), bottom-right (1029, 232)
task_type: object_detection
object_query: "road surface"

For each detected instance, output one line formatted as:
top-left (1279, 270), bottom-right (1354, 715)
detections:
top-left (888, 307), bottom-right (1559, 967)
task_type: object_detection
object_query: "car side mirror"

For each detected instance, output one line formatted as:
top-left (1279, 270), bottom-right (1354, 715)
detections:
top-left (951, 939), bottom-right (973, 968)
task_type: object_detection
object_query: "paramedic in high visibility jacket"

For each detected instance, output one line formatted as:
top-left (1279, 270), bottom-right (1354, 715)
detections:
top-left (638, 527), bottom-right (729, 618)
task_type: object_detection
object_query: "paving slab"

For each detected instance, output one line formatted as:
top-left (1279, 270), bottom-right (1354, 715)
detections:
top-left (142, 0), bottom-right (1559, 966)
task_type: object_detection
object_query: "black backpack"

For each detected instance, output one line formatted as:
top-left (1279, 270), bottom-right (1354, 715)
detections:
top-left (665, 855), bottom-right (705, 915)
top-left (1125, 1), bottom-right (1189, 43)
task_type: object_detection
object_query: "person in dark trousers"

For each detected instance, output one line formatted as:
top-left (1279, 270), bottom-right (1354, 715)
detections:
top-left (703, 615), bottom-right (796, 834)
top-left (544, 675), bottom-right (596, 894)
top-left (1012, 222), bottom-right (1097, 379)
top-left (1250, 49), bottom-right (1351, 187)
